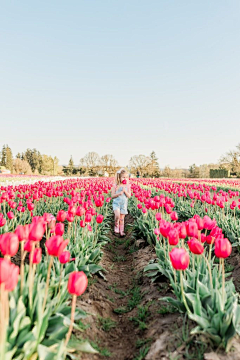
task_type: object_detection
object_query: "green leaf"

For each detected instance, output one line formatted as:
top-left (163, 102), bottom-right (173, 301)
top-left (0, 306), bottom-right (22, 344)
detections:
top-left (67, 340), bottom-right (98, 353)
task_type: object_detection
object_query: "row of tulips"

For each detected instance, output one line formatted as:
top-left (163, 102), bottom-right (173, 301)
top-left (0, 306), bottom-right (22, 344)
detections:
top-left (128, 186), bottom-right (240, 351)
top-left (0, 178), bottom-right (113, 359)
top-left (130, 179), bottom-right (240, 245)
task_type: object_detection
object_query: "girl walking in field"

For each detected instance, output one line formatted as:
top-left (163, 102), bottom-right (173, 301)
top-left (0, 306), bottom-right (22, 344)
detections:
top-left (111, 168), bottom-right (131, 236)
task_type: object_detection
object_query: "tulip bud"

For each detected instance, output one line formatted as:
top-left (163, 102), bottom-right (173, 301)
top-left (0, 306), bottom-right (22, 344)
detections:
top-left (45, 236), bottom-right (69, 257)
top-left (55, 223), bottom-right (65, 236)
top-left (68, 271), bottom-right (88, 296)
top-left (169, 248), bottom-right (190, 271)
top-left (187, 238), bottom-right (204, 255)
top-left (29, 222), bottom-right (45, 242)
top-left (0, 258), bottom-right (19, 292)
top-left (7, 211), bottom-right (15, 220)
top-left (32, 248), bottom-right (42, 264)
top-left (215, 237), bottom-right (232, 258)
top-left (170, 211), bottom-right (178, 222)
top-left (0, 233), bottom-right (19, 257)
top-left (15, 225), bottom-right (29, 242)
top-left (168, 229), bottom-right (179, 246)
top-left (96, 214), bottom-right (104, 224)
top-left (59, 250), bottom-right (71, 264)
top-left (57, 210), bottom-right (67, 222)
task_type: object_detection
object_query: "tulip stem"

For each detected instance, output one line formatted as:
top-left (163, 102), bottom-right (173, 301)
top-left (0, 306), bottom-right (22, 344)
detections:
top-left (42, 256), bottom-right (53, 313)
top-left (0, 283), bottom-right (7, 360)
top-left (57, 263), bottom-right (63, 302)
top-left (208, 243), bottom-right (213, 262)
top-left (203, 254), bottom-right (213, 290)
top-left (65, 295), bottom-right (77, 348)
top-left (180, 271), bottom-right (190, 314)
top-left (29, 242), bottom-right (36, 308)
top-left (20, 242), bottom-right (25, 294)
top-left (222, 259), bottom-right (225, 308)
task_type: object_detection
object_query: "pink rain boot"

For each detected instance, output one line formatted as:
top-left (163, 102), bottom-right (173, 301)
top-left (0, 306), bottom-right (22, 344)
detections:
top-left (120, 223), bottom-right (125, 237)
top-left (114, 223), bottom-right (119, 234)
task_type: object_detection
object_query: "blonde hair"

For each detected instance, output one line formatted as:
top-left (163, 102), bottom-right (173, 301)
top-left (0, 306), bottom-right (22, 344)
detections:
top-left (115, 168), bottom-right (127, 186)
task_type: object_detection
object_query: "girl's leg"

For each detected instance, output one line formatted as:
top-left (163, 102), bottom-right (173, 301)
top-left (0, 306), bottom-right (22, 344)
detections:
top-left (114, 209), bottom-right (120, 233)
top-left (119, 214), bottom-right (126, 236)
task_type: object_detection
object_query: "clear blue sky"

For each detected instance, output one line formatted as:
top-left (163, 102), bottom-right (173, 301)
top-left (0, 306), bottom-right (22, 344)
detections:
top-left (0, 1), bottom-right (240, 168)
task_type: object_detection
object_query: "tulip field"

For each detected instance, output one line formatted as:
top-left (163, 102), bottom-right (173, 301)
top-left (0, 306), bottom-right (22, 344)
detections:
top-left (1, 177), bottom-right (240, 359)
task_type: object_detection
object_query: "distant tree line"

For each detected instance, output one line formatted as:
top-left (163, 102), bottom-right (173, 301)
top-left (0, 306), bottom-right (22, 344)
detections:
top-left (2, 142), bottom-right (239, 178)
top-left (0, 145), bottom-right (61, 175)
top-left (63, 151), bottom-right (161, 177)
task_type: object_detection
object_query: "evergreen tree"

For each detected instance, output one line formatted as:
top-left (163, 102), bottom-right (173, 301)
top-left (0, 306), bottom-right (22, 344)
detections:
top-left (149, 151), bottom-right (160, 177)
top-left (0, 145), bottom-right (7, 167)
top-left (23, 148), bottom-right (42, 173)
top-left (68, 156), bottom-right (74, 175)
top-left (1, 145), bottom-right (7, 167)
top-left (189, 164), bottom-right (200, 178)
top-left (5, 145), bottom-right (13, 172)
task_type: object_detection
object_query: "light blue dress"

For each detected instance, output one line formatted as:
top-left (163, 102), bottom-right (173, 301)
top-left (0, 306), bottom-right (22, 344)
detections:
top-left (112, 185), bottom-right (129, 214)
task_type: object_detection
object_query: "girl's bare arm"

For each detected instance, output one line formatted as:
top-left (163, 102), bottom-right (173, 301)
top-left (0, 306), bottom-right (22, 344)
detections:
top-left (123, 185), bottom-right (131, 198)
top-left (111, 186), bottom-right (123, 199)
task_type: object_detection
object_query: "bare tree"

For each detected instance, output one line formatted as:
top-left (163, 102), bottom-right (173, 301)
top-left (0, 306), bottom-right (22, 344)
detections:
top-left (219, 143), bottom-right (240, 176)
top-left (13, 158), bottom-right (32, 175)
top-left (100, 154), bottom-right (118, 175)
top-left (80, 152), bottom-right (100, 176)
top-left (129, 155), bottom-right (152, 176)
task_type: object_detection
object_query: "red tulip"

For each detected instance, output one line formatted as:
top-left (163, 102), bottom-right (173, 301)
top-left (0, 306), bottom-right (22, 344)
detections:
top-left (76, 206), bottom-right (85, 216)
top-left (203, 216), bottom-right (216, 230)
top-left (186, 221), bottom-right (198, 238)
top-left (27, 203), bottom-right (34, 211)
top-left (137, 204), bottom-right (142, 209)
top-left (215, 237), bottom-right (232, 258)
top-left (0, 233), bottom-right (19, 257)
top-left (169, 248), bottom-right (190, 270)
top-left (160, 221), bottom-right (171, 238)
top-left (32, 248), bottom-right (42, 264)
top-left (170, 211), bottom-right (178, 221)
top-left (0, 258), bottom-right (12, 284)
top-left (24, 240), bottom-right (34, 252)
top-left (178, 224), bottom-right (187, 239)
top-left (45, 236), bottom-right (69, 257)
top-left (57, 210), bottom-right (67, 222)
top-left (68, 271), bottom-right (88, 296)
top-left (201, 234), bottom-right (206, 243)
top-left (187, 238), bottom-right (204, 255)
top-left (59, 250), bottom-right (71, 264)
top-left (0, 259), bottom-right (19, 292)
top-left (0, 217), bottom-right (6, 227)
top-left (29, 221), bottom-right (45, 242)
top-left (15, 224), bottom-right (29, 242)
top-left (80, 220), bottom-right (86, 228)
top-left (66, 212), bottom-right (74, 222)
top-left (206, 235), bottom-right (214, 245)
top-left (193, 215), bottom-right (204, 230)
top-left (85, 213), bottom-right (92, 223)
top-left (155, 212), bottom-right (162, 221)
top-left (7, 211), bottom-right (15, 220)
top-left (55, 223), bottom-right (65, 236)
top-left (168, 228), bottom-right (179, 246)
top-left (96, 214), bottom-right (104, 224)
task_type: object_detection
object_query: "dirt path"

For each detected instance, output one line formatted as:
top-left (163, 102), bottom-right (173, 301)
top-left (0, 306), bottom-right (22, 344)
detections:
top-left (74, 215), bottom-right (240, 360)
